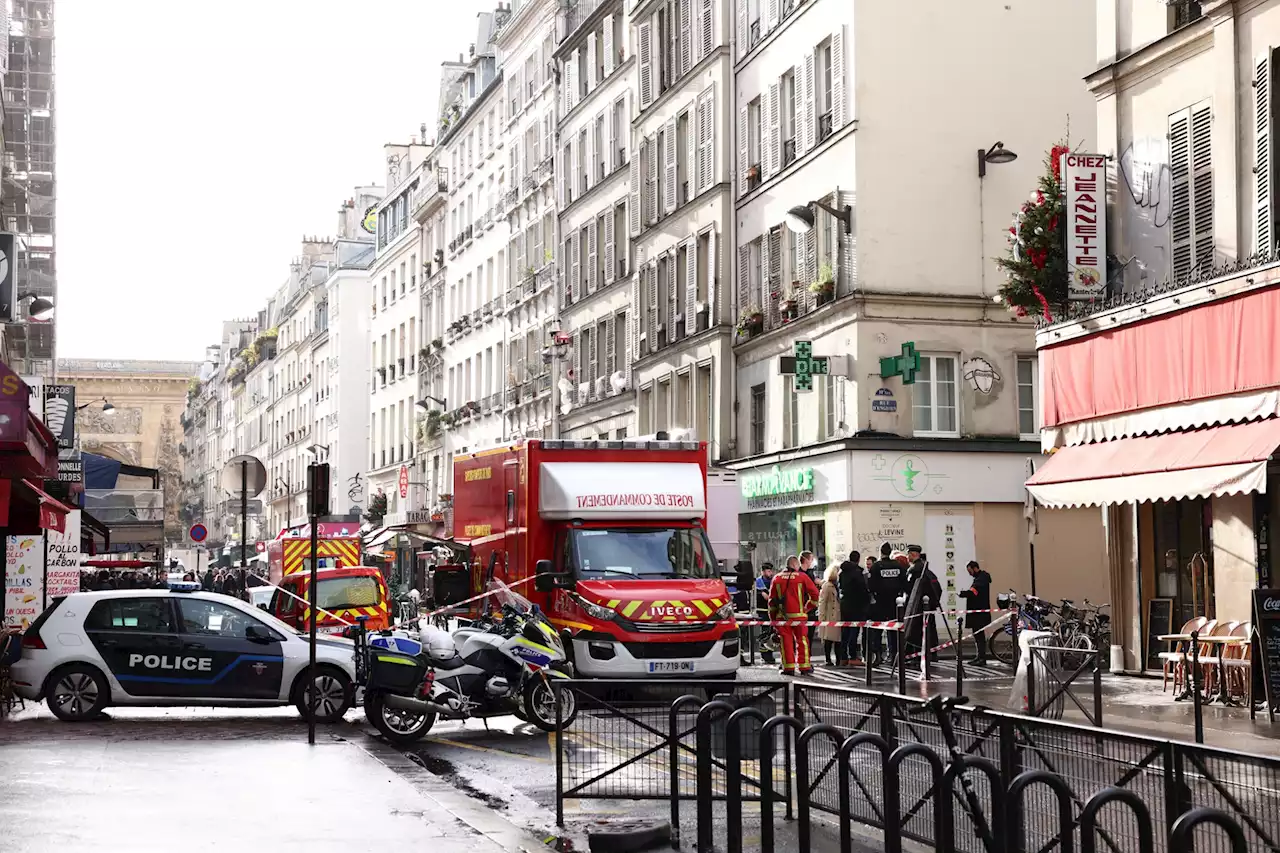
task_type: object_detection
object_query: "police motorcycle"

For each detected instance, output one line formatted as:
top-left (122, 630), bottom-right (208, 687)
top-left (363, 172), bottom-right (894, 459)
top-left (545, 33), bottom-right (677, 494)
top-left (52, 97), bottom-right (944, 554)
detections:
top-left (353, 581), bottom-right (577, 746)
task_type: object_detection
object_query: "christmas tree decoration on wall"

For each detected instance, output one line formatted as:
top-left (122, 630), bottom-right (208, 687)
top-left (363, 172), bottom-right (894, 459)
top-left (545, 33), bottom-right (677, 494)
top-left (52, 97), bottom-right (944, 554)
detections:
top-left (995, 143), bottom-right (1072, 321)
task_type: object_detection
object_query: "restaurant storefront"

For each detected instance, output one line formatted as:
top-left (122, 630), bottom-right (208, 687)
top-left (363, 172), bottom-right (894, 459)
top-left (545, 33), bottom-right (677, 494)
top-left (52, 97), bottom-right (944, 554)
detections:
top-left (1027, 269), bottom-right (1280, 672)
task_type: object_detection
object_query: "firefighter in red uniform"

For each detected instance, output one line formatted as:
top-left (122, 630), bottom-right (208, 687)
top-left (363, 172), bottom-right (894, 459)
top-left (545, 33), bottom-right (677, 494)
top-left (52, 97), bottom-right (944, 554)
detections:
top-left (768, 556), bottom-right (820, 675)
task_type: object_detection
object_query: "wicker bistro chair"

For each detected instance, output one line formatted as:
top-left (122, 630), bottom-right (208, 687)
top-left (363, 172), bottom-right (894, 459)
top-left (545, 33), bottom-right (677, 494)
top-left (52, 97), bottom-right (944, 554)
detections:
top-left (1219, 621), bottom-right (1254, 705)
top-left (1160, 616), bottom-right (1209, 693)
top-left (1196, 620), bottom-right (1239, 699)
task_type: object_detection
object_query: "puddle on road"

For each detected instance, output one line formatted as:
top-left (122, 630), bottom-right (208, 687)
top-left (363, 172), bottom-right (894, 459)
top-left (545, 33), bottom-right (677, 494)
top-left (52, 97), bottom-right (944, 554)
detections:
top-left (409, 751), bottom-right (510, 812)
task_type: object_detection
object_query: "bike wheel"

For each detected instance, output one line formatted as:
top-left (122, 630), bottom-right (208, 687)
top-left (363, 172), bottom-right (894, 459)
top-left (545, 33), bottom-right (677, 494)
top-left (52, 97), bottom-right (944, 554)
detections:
top-left (989, 624), bottom-right (1017, 666)
top-left (1059, 632), bottom-right (1094, 671)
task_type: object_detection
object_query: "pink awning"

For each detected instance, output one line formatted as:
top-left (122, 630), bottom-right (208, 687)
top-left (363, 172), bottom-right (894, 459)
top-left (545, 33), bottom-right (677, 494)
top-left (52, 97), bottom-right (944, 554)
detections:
top-left (1025, 418), bottom-right (1280, 508)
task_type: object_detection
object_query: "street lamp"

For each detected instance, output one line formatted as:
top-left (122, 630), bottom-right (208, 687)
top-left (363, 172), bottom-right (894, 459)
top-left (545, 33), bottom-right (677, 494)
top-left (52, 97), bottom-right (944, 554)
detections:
top-left (77, 397), bottom-right (115, 414)
top-left (304, 443), bottom-right (329, 457)
top-left (785, 199), bottom-right (853, 235)
top-left (415, 396), bottom-right (447, 413)
top-left (18, 292), bottom-right (54, 320)
top-left (976, 141), bottom-right (1017, 178)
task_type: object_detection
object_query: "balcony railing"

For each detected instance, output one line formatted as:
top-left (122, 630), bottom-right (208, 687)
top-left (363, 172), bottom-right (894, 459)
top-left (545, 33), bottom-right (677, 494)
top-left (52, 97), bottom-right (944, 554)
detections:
top-left (561, 0), bottom-right (607, 43)
top-left (818, 112), bottom-right (833, 143)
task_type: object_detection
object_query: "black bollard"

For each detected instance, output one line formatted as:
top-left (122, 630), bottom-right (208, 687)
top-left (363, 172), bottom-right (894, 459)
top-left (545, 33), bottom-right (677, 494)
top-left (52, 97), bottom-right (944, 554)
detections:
top-left (956, 615), bottom-right (966, 697)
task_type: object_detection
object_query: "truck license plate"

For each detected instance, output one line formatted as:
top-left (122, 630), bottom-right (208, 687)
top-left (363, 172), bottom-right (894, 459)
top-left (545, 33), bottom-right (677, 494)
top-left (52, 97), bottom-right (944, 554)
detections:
top-left (648, 661), bottom-right (696, 674)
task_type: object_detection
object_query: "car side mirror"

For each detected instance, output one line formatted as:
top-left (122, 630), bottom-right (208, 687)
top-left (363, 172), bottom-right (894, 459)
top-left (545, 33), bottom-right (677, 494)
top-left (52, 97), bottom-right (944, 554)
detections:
top-left (257, 603), bottom-right (268, 611)
top-left (534, 559), bottom-right (573, 593)
top-left (246, 624), bottom-right (273, 643)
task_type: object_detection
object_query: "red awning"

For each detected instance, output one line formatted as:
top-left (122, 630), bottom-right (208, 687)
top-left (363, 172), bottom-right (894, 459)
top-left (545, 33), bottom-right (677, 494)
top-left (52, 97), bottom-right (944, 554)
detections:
top-left (22, 479), bottom-right (72, 533)
top-left (0, 478), bottom-right (75, 534)
top-left (0, 361), bottom-right (57, 481)
top-left (1026, 418), bottom-right (1280, 508)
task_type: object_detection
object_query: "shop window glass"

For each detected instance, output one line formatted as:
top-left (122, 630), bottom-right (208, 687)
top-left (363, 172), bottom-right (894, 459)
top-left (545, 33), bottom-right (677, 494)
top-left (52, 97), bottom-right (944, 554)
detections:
top-left (1151, 497), bottom-right (1213, 626)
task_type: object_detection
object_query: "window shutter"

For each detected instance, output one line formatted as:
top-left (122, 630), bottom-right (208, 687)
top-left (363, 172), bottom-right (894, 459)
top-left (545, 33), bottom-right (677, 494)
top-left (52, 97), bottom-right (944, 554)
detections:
top-left (761, 233), bottom-right (776, 328)
top-left (707, 229), bottom-right (718, 323)
top-left (1260, 53), bottom-right (1273, 255)
top-left (630, 278), bottom-right (641, 367)
top-left (687, 97), bottom-right (698, 200)
top-left (543, 115), bottom-right (552, 170)
top-left (587, 34), bottom-right (597, 92)
top-left (832, 25), bottom-right (847, 131)
top-left (700, 0), bottom-right (713, 60)
top-left (568, 137), bottom-right (577, 201)
top-left (698, 86), bottom-right (715, 192)
top-left (648, 263), bottom-right (660, 346)
top-left (768, 80), bottom-right (781, 179)
top-left (570, 231), bottom-right (582, 302)
top-left (801, 52), bottom-right (816, 156)
top-left (589, 327), bottom-right (599, 384)
top-left (680, 0), bottom-right (692, 75)
top-left (738, 105), bottom-right (749, 195)
top-left (603, 15), bottom-right (615, 77)
top-left (638, 20), bottom-right (653, 110)
top-left (573, 331), bottom-right (582, 394)
top-left (664, 117), bottom-right (678, 214)
top-left (1191, 103), bottom-right (1213, 273)
top-left (668, 254), bottom-right (680, 336)
top-left (629, 143), bottom-right (642, 236)
top-left (605, 315), bottom-right (616, 377)
top-left (737, 246), bottom-right (751, 318)
top-left (684, 238), bottom-right (698, 336)
top-left (587, 221), bottom-right (599, 295)
top-left (606, 104), bottom-right (616, 175)
top-left (647, 134), bottom-right (660, 224)
top-left (736, 0), bottom-right (748, 61)
top-left (802, 228), bottom-right (817, 310)
top-left (766, 0), bottom-right (779, 31)
top-left (604, 209), bottom-right (616, 285)
top-left (768, 226), bottom-right (783, 325)
top-left (1170, 110), bottom-right (1193, 280)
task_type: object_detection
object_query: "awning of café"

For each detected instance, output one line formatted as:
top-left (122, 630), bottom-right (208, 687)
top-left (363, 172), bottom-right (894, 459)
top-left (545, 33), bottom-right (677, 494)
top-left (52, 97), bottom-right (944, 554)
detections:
top-left (0, 478), bottom-right (75, 535)
top-left (1025, 417), bottom-right (1280, 508)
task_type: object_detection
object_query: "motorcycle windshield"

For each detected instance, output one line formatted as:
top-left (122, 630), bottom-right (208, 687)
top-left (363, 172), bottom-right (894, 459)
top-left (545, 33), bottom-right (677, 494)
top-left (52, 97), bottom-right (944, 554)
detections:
top-left (486, 579), bottom-right (536, 614)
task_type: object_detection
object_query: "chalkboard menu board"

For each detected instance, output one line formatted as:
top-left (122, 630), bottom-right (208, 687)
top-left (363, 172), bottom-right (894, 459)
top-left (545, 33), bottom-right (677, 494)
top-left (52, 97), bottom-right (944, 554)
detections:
top-left (1253, 589), bottom-right (1280, 721)
top-left (1145, 597), bottom-right (1175, 671)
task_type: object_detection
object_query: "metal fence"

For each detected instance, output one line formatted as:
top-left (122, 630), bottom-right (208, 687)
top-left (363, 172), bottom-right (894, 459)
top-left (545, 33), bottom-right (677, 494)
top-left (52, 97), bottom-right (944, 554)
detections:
top-left (552, 678), bottom-right (1278, 853)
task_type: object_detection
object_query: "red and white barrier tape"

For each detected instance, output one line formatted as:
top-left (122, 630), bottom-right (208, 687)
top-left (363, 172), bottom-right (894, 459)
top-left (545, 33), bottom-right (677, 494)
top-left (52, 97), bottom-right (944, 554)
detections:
top-left (903, 610), bottom-right (1014, 660)
top-left (735, 618), bottom-right (904, 630)
top-left (420, 576), bottom-right (537, 620)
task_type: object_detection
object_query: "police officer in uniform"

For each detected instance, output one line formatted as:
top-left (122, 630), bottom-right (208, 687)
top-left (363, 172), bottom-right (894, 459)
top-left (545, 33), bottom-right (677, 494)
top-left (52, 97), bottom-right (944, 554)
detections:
top-left (903, 545), bottom-right (942, 662)
top-left (768, 556), bottom-right (820, 675)
top-left (866, 542), bottom-right (905, 666)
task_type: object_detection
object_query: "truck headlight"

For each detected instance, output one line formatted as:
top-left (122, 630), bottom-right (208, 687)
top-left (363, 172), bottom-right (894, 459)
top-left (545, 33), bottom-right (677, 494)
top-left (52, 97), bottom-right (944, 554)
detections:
top-left (575, 595), bottom-right (616, 622)
top-left (714, 602), bottom-right (736, 621)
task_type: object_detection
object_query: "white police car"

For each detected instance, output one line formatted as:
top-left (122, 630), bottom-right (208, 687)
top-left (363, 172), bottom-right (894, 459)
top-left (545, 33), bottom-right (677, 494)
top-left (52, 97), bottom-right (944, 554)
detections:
top-left (10, 584), bottom-right (358, 723)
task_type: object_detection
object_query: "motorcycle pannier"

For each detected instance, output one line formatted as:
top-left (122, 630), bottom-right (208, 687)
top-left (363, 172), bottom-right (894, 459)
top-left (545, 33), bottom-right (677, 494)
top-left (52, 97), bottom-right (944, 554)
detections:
top-left (368, 648), bottom-right (428, 693)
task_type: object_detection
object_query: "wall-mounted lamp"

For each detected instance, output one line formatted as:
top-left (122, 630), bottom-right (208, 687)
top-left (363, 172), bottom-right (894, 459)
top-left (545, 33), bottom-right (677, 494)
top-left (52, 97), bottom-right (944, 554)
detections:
top-left (786, 199), bottom-right (853, 235)
top-left (977, 141), bottom-right (1017, 178)
top-left (415, 396), bottom-right (448, 413)
top-left (18, 292), bottom-right (54, 320)
top-left (77, 397), bottom-right (114, 414)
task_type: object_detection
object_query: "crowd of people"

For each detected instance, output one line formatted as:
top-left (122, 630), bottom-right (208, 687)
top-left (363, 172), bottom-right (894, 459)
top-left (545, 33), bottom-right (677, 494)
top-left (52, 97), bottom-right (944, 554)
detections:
top-left (80, 566), bottom-right (270, 600)
top-left (737, 542), bottom-right (992, 676)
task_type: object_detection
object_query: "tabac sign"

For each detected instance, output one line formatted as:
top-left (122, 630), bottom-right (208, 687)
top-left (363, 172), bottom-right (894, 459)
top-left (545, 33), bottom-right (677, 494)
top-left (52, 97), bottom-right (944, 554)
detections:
top-left (1060, 153), bottom-right (1107, 300)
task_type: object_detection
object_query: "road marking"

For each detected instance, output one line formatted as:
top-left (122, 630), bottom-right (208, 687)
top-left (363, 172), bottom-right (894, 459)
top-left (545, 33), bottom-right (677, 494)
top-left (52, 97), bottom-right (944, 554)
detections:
top-left (424, 735), bottom-right (552, 763)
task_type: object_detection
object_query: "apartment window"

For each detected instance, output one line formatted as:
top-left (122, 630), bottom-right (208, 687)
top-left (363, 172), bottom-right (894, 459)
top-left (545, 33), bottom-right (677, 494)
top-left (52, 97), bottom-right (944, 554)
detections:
top-left (1017, 357), bottom-right (1039, 439)
top-left (781, 71), bottom-right (797, 166)
top-left (676, 110), bottom-right (691, 204)
top-left (697, 363), bottom-right (713, 444)
top-left (750, 384), bottom-right (766, 455)
top-left (817, 38), bottom-right (833, 142)
top-left (747, 97), bottom-right (762, 191)
top-left (913, 354), bottom-right (959, 437)
top-left (1170, 1), bottom-right (1202, 30)
top-left (399, 262), bottom-right (407, 297)
top-left (788, 225), bottom-right (802, 283)
top-left (656, 378), bottom-right (671, 432)
top-left (639, 385), bottom-right (653, 433)
top-left (410, 254), bottom-right (417, 290)
top-left (675, 371), bottom-right (692, 432)
top-left (783, 376), bottom-right (800, 449)
top-left (381, 277), bottom-right (387, 308)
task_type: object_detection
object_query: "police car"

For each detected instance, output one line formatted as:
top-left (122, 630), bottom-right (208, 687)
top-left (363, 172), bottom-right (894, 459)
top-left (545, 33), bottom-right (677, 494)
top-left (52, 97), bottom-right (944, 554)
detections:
top-left (9, 584), bottom-right (358, 723)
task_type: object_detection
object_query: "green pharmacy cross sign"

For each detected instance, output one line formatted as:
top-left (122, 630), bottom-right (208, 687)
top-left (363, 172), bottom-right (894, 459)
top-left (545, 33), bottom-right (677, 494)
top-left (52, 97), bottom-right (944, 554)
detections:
top-left (779, 340), bottom-right (830, 391)
top-left (879, 341), bottom-right (922, 385)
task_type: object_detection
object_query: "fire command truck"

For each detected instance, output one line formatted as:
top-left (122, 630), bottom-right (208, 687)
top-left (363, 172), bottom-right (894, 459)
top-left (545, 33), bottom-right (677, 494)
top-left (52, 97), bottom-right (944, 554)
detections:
top-left (450, 438), bottom-right (739, 679)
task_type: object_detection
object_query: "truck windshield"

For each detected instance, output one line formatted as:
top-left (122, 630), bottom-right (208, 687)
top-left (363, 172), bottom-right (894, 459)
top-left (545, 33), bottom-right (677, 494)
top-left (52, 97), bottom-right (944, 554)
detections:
top-left (316, 576), bottom-right (381, 611)
top-left (570, 528), bottom-right (718, 580)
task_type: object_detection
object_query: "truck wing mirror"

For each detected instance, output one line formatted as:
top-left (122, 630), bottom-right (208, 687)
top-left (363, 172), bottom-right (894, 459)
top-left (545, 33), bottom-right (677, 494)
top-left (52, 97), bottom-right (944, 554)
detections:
top-left (535, 559), bottom-right (573, 593)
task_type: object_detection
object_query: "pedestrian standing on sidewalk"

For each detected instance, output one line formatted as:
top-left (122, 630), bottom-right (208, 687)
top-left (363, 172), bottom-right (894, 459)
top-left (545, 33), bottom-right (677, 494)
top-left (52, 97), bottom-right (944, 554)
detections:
top-left (768, 556), bottom-right (819, 675)
top-left (839, 552), bottom-right (868, 664)
top-left (817, 564), bottom-right (843, 665)
top-left (958, 559), bottom-right (992, 664)
top-left (867, 543), bottom-right (905, 666)
top-left (903, 546), bottom-right (942, 662)
top-left (799, 551), bottom-right (820, 648)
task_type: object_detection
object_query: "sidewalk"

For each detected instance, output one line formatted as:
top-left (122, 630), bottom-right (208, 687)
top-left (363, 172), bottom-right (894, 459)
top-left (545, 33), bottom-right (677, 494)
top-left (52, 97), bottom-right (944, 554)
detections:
top-left (0, 707), bottom-right (545, 853)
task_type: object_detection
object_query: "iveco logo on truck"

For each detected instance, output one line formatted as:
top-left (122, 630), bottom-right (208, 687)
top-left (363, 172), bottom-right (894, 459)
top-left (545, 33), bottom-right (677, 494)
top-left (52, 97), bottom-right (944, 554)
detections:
top-left (128, 654), bottom-right (213, 672)
top-left (650, 605), bottom-right (694, 618)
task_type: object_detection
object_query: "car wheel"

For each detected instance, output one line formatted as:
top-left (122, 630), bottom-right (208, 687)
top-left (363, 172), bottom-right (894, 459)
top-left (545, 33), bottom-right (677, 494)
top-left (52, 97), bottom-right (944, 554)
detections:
top-left (46, 664), bottom-right (109, 722)
top-left (294, 666), bottom-right (354, 724)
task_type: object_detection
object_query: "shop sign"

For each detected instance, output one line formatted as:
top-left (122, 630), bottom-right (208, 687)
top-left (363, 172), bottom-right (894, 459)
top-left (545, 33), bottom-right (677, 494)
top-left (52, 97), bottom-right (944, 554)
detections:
top-left (1060, 153), bottom-right (1108, 300)
top-left (58, 450), bottom-right (83, 483)
top-left (871, 388), bottom-right (897, 413)
top-left (741, 465), bottom-right (815, 510)
top-left (3, 535), bottom-right (43, 630)
top-left (43, 385), bottom-right (76, 450)
top-left (46, 511), bottom-right (82, 599)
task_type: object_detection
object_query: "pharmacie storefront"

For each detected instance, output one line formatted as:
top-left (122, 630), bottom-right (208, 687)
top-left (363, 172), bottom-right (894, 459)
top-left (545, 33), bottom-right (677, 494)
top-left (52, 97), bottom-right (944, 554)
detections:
top-left (1026, 270), bottom-right (1280, 674)
top-left (729, 440), bottom-right (1072, 618)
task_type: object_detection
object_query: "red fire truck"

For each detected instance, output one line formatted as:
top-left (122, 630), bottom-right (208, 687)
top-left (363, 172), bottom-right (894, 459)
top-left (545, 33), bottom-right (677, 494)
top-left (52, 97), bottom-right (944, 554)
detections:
top-left (451, 438), bottom-right (739, 679)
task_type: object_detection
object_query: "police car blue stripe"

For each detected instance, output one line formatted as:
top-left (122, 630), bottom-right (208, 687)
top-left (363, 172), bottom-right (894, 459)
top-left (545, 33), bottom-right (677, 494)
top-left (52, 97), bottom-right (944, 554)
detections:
top-left (115, 654), bottom-right (284, 685)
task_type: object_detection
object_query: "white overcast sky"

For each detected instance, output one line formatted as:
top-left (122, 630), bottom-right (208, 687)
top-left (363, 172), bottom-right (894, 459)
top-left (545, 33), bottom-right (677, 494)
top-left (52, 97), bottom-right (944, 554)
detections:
top-left (56, 0), bottom-right (487, 360)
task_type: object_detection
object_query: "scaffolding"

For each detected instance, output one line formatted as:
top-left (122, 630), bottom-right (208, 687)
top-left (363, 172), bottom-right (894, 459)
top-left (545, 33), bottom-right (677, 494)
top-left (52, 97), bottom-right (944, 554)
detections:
top-left (2, 0), bottom-right (55, 376)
